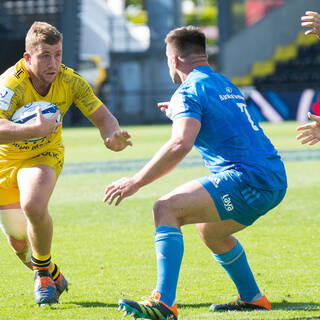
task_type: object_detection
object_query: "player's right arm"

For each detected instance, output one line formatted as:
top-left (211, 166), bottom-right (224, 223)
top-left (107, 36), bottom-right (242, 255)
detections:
top-left (103, 116), bottom-right (200, 206)
top-left (0, 108), bottom-right (61, 144)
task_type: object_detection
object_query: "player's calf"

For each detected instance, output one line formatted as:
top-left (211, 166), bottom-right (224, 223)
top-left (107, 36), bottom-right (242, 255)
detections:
top-left (8, 236), bottom-right (32, 268)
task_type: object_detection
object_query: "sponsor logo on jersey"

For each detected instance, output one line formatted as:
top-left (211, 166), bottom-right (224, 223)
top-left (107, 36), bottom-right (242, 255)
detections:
top-left (226, 87), bottom-right (233, 93)
top-left (219, 93), bottom-right (245, 102)
top-left (222, 194), bottom-right (234, 211)
top-left (0, 87), bottom-right (15, 111)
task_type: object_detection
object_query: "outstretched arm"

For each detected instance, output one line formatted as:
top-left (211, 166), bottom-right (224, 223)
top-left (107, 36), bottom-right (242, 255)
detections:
top-left (296, 112), bottom-right (320, 145)
top-left (103, 116), bottom-right (201, 206)
top-left (301, 11), bottom-right (320, 38)
top-left (88, 104), bottom-right (132, 151)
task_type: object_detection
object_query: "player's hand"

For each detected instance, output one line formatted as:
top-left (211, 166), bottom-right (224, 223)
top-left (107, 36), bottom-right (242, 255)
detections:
top-left (34, 107), bottom-right (62, 137)
top-left (301, 11), bottom-right (320, 38)
top-left (105, 130), bottom-right (132, 151)
top-left (296, 112), bottom-right (320, 145)
top-left (157, 101), bottom-right (169, 114)
top-left (103, 177), bottom-right (140, 206)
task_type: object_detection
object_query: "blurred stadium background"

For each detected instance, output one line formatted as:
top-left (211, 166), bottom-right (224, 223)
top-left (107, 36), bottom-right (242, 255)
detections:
top-left (0, 0), bottom-right (319, 126)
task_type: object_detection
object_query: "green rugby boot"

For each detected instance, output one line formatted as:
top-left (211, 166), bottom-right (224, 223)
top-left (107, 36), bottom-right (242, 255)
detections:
top-left (118, 291), bottom-right (178, 319)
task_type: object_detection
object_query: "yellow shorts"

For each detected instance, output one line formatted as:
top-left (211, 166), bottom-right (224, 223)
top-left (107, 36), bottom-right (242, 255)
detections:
top-left (0, 147), bottom-right (64, 205)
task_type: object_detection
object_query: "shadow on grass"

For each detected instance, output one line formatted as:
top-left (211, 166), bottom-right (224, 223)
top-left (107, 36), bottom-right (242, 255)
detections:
top-left (58, 300), bottom-right (320, 319)
top-left (63, 301), bottom-right (118, 308)
top-left (271, 301), bottom-right (320, 312)
top-left (179, 303), bottom-right (211, 308)
top-left (179, 301), bottom-right (320, 312)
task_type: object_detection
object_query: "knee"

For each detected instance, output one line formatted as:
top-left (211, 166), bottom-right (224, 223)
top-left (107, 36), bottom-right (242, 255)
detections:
top-left (8, 236), bottom-right (32, 266)
top-left (196, 223), bottom-right (221, 245)
top-left (196, 223), bottom-right (208, 238)
top-left (153, 199), bottom-right (166, 224)
top-left (0, 208), bottom-right (27, 239)
top-left (20, 199), bottom-right (47, 221)
top-left (8, 236), bottom-right (28, 253)
top-left (153, 198), bottom-right (177, 226)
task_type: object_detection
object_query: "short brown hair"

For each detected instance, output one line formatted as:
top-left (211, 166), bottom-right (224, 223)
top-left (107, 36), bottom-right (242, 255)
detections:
top-left (25, 21), bottom-right (63, 53)
top-left (165, 26), bottom-right (206, 58)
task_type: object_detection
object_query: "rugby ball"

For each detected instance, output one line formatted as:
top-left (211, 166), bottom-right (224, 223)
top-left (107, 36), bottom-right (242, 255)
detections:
top-left (11, 101), bottom-right (60, 124)
top-left (11, 101), bottom-right (61, 141)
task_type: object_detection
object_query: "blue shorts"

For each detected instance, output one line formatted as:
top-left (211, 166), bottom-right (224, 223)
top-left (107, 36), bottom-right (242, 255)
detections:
top-left (198, 169), bottom-right (286, 226)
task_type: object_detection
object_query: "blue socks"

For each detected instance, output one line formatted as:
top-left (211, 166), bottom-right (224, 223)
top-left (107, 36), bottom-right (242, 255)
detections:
top-left (213, 241), bottom-right (261, 302)
top-left (155, 226), bottom-right (184, 307)
top-left (154, 230), bottom-right (260, 305)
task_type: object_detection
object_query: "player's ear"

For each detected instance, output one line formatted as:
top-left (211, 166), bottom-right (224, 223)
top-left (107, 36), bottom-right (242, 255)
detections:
top-left (24, 52), bottom-right (31, 65)
top-left (173, 54), bottom-right (180, 68)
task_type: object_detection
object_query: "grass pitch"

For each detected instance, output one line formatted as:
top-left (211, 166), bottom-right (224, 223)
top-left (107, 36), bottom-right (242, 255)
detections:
top-left (0, 122), bottom-right (319, 319)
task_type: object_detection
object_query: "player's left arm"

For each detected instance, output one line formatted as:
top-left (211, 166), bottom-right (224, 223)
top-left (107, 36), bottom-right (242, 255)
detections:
top-left (88, 104), bottom-right (132, 151)
top-left (71, 71), bottom-right (132, 151)
top-left (103, 116), bottom-right (200, 205)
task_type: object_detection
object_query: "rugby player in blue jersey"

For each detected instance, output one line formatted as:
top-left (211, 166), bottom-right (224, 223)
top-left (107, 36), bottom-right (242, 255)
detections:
top-left (104, 26), bottom-right (287, 319)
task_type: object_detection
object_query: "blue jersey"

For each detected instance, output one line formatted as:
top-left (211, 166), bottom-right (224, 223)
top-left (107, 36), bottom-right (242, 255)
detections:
top-left (166, 66), bottom-right (287, 191)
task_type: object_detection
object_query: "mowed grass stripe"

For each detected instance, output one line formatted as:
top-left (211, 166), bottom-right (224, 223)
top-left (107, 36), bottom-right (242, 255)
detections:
top-left (62, 149), bottom-right (320, 176)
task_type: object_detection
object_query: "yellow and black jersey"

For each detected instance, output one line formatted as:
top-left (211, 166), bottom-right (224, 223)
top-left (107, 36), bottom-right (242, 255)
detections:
top-left (0, 59), bottom-right (103, 159)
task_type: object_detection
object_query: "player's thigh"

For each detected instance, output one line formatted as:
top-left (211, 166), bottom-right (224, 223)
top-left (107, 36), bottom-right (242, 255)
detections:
top-left (17, 148), bottom-right (63, 208)
top-left (17, 165), bottom-right (57, 208)
top-left (155, 179), bottom-right (221, 226)
top-left (0, 148), bottom-right (63, 207)
top-left (0, 158), bottom-right (22, 206)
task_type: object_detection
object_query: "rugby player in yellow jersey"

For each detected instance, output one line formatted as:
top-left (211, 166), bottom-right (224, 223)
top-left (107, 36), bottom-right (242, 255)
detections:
top-left (0, 21), bottom-right (132, 306)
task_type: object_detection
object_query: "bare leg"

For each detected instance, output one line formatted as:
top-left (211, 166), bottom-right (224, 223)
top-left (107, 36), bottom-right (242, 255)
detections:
top-left (17, 165), bottom-right (57, 256)
top-left (0, 203), bottom-right (32, 269)
top-left (196, 221), bottom-right (267, 308)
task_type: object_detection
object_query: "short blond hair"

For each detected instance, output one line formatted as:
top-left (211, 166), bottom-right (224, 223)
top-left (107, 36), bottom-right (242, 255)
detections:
top-left (25, 21), bottom-right (63, 53)
top-left (165, 26), bottom-right (206, 58)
